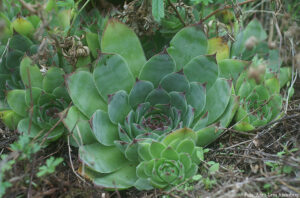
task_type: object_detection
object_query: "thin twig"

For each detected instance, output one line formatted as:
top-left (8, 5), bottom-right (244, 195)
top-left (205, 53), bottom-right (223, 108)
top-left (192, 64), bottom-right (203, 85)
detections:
top-left (167, 0), bottom-right (186, 26)
top-left (248, 113), bottom-right (300, 133)
top-left (26, 67), bottom-right (34, 135)
top-left (285, 38), bottom-right (298, 112)
top-left (279, 180), bottom-right (300, 194)
top-left (27, 153), bottom-right (36, 198)
top-left (67, 0), bottom-right (91, 36)
top-left (26, 65), bottom-right (35, 198)
top-left (67, 135), bottom-right (86, 183)
top-left (226, 129), bottom-right (256, 136)
top-left (219, 140), bottom-right (252, 150)
top-left (200, 0), bottom-right (257, 23)
top-left (18, 0), bottom-right (37, 14)
top-left (65, 119), bottom-right (87, 183)
top-left (0, 38), bottom-right (10, 61)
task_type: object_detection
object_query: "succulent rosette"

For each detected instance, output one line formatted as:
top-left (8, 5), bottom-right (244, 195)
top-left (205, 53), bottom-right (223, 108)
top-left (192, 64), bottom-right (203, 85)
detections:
top-left (232, 65), bottom-right (286, 131)
top-left (136, 128), bottom-right (201, 189)
top-left (62, 20), bottom-right (238, 190)
top-left (218, 56), bottom-right (291, 131)
top-left (0, 34), bottom-right (37, 104)
top-left (2, 57), bottom-right (70, 141)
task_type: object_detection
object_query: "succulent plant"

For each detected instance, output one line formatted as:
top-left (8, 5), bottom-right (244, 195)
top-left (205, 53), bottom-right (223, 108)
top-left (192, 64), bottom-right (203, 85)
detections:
top-left (231, 19), bottom-right (268, 60)
top-left (231, 19), bottom-right (283, 74)
top-left (135, 128), bottom-right (201, 189)
top-left (63, 20), bottom-right (238, 190)
top-left (216, 18), bottom-right (293, 131)
top-left (0, 13), bottom-right (13, 43)
top-left (11, 17), bottom-right (35, 38)
top-left (2, 56), bottom-right (70, 142)
top-left (235, 70), bottom-right (282, 131)
top-left (0, 33), bottom-right (37, 106)
top-left (219, 59), bottom-right (291, 131)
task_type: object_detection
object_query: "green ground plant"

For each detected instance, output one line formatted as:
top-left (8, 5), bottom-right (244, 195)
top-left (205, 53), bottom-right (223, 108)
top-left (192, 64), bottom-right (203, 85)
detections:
top-left (61, 18), bottom-right (291, 189)
top-left (0, 0), bottom-right (295, 195)
top-left (63, 19), bottom-right (236, 189)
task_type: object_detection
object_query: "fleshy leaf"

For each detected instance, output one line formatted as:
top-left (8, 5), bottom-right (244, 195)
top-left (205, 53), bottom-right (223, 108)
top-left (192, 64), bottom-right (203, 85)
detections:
top-left (163, 128), bottom-right (196, 146)
top-left (182, 105), bottom-right (194, 128)
top-left (170, 92), bottom-right (187, 115)
top-left (150, 141), bottom-right (166, 158)
top-left (93, 54), bottom-right (135, 101)
top-left (139, 54), bottom-right (175, 87)
top-left (196, 126), bottom-right (223, 146)
top-left (207, 37), bottom-right (229, 62)
top-left (83, 162), bottom-right (138, 189)
top-left (125, 141), bottom-right (139, 161)
top-left (176, 139), bottom-right (195, 155)
top-left (204, 78), bottom-right (231, 125)
top-left (138, 142), bottom-right (152, 161)
top-left (192, 112), bottom-right (209, 131)
top-left (86, 31), bottom-right (100, 58)
top-left (265, 77), bottom-right (280, 94)
top-left (52, 86), bottom-right (70, 102)
top-left (92, 110), bottom-right (118, 146)
top-left (267, 49), bottom-right (281, 72)
top-left (219, 95), bottom-right (239, 128)
top-left (268, 94), bottom-right (282, 121)
top-left (152, 0), bottom-right (164, 22)
top-left (43, 67), bottom-right (64, 93)
top-left (185, 163), bottom-right (198, 179)
top-left (279, 67), bottom-right (292, 88)
top-left (7, 90), bottom-right (27, 117)
top-left (186, 82), bottom-right (206, 118)
top-left (25, 87), bottom-right (42, 106)
top-left (17, 118), bottom-right (43, 138)
top-left (5, 50), bottom-right (23, 69)
top-left (237, 81), bottom-right (252, 99)
top-left (67, 71), bottom-right (107, 118)
top-left (101, 20), bottom-right (146, 77)
top-left (167, 25), bottom-right (208, 70)
top-left (108, 90), bottom-right (131, 124)
top-left (234, 122), bottom-right (255, 131)
top-left (134, 178), bottom-right (153, 190)
top-left (145, 87), bottom-right (170, 105)
top-left (218, 59), bottom-right (249, 83)
top-left (150, 179), bottom-right (168, 189)
top-left (179, 153), bottom-right (192, 171)
top-left (129, 80), bottom-right (154, 109)
top-left (9, 34), bottom-right (33, 52)
top-left (20, 57), bottom-right (43, 88)
top-left (62, 106), bottom-right (96, 147)
top-left (243, 19), bottom-right (267, 42)
top-left (79, 143), bottom-right (127, 173)
top-left (231, 19), bottom-right (267, 57)
top-left (144, 160), bottom-right (155, 177)
top-left (235, 106), bottom-right (250, 123)
top-left (161, 146), bottom-right (179, 160)
top-left (184, 55), bottom-right (218, 89)
top-left (136, 162), bottom-right (148, 178)
top-left (0, 110), bottom-right (23, 129)
top-left (159, 71), bottom-right (190, 93)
